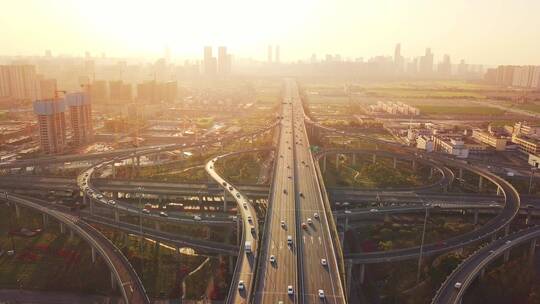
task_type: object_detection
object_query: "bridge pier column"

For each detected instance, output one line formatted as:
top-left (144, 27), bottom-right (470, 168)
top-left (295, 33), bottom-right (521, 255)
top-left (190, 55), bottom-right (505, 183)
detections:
top-left (346, 261), bottom-right (353, 299)
top-left (69, 229), bottom-right (74, 240)
top-left (42, 213), bottom-right (49, 227)
top-left (505, 225), bottom-right (510, 236)
top-left (492, 234), bottom-right (497, 242)
top-left (372, 154), bottom-right (377, 164)
top-left (429, 167), bottom-right (433, 179)
top-left (15, 203), bottom-right (20, 218)
top-left (352, 154), bottom-right (356, 166)
top-left (110, 271), bottom-right (117, 290)
top-left (504, 250), bottom-right (510, 263)
top-left (530, 238), bottom-right (537, 261)
top-left (359, 263), bottom-right (366, 284)
top-left (336, 154), bottom-right (340, 170)
top-left (91, 247), bottom-right (96, 263)
top-left (237, 213), bottom-right (241, 245)
top-left (229, 255), bottom-right (234, 274)
top-left (113, 191), bottom-right (118, 199)
top-left (480, 267), bottom-right (486, 280)
top-left (474, 210), bottom-right (479, 225)
top-left (496, 186), bottom-right (502, 196)
top-left (60, 223), bottom-right (65, 234)
top-left (393, 157), bottom-right (397, 169)
top-left (131, 157), bottom-right (135, 178)
top-left (111, 162), bottom-right (116, 178)
top-left (526, 211), bottom-right (532, 225)
top-left (89, 199), bottom-right (94, 215)
top-left (323, 155), bottom-right (327, 173)
top-left (478, 176), bottom-right (484, 192)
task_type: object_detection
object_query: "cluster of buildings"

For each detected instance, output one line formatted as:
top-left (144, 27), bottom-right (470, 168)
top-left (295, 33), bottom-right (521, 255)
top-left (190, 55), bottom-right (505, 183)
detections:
top-left (369, 101), bottom-right (420, 116)
top-left (0, 65), bottom-right (57, 103)
top-left (203, 46), bottom-right (232, 76)
top-left (484, 65), bottom-right (540, 89)
top-left (33, 92), bottom-right (93, 154)
top-left (88, 80), bottom-right (178, 104)
top-left (410, 121), bottom-right (540, 163)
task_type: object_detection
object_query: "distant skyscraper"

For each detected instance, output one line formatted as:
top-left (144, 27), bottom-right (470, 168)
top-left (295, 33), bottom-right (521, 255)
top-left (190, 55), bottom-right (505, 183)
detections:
top-left (438, 54), bottom-right (452, 76)
top-left (66, 92), bottom-right (93, 146)
top-left (33, 98), bottom-right (66, 154)
top-left (203, 46), bottom-right (217, 75)
top-left (218, 46), bottom-right (231, 75)
top-left (419, 48), bottom-right (434, 75)
top-left (394, 43), bottom-right (404, 72)
top-left (267, 45), bottom-right (273, 63)
top-left (275, 45), bottom-right (280, 63)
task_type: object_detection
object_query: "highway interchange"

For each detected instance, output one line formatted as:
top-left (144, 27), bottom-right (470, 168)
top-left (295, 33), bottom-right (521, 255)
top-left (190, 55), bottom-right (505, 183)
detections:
top-left (0, 78), bottom-right (538, 303)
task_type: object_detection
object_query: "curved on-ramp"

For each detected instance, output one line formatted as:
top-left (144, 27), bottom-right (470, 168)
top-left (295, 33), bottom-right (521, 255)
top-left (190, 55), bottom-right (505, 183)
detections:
top-left (4, 193), bottom-right (150, 304)
top-left (432, 225), bottom-right (540, 304)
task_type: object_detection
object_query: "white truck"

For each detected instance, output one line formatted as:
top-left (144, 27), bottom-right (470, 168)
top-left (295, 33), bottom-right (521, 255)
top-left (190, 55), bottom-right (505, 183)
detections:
top-left (245, 241), bottom-right (252, 254)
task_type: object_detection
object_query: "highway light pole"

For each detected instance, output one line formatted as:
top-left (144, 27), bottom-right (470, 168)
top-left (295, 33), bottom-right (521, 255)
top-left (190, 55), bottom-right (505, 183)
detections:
top-left (416, 204), bottom-right (429, 283)
top-left (137, 186), bottom-right (144, 281)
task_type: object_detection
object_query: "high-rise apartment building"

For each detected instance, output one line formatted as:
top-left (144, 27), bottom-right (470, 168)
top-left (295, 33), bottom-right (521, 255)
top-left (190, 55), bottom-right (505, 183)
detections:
top-left (0, 65), bottom-right (40, 101)
top-left (33, 98), bottom-right (67, 154)
top-left (419, 48), bottom-right (434, 75)
top-left (217, 46), bottom-right (231, 75)
top-left (394, 43), bottom-right (404, 72)
top-left (275, 45), bottom-right (280, 63)
top-left (438, 54), bottom-right (452, 76)
top-left (267, 45), bottom-right (273, 63)
top-left (204, 46), bottom-right (217, 75)
top-left (66, 92), bottom-right (93, 146)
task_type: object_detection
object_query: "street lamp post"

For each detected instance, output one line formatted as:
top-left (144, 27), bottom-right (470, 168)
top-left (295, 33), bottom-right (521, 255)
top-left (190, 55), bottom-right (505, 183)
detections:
top-left (416, 204), bottom-right (429, 283)
top-left (137, 186), bottom-right (144, 280)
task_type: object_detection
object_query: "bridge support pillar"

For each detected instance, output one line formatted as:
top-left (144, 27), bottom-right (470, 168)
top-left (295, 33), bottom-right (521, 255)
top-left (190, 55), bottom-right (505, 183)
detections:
top-left (110, 271), bottom-right (117, 290)
top-left (372, 154), bottom-right (377, 164)
top-left (393, 157), bottom-right (397, 169)
top-left (359, 263), bottom-right (366, 284)
top-left (111, 162), bottom-right (116, 178)
top-left (526, 211), bottom-right (532, 225)
top-left (15, 203), bottom-right (20, 218)
top-left (530, 238), bottom-right (537, 260)
top-left (474, 210), bottom-right (479, 225)
top-left (505, 225), bottom-right (510, 236)
top-left (459, 168), bottom-right (463, 179)
top-left (344, 216), bottom-right (349, 231)
top-left (69, 229), bottom-right (74, 240)
top-left (89, 199), bottom-right (94, 215)
top-left (42, 214), bottom-right (49, 227)
top-left (480, 267), bottom-right (486, 280)
top-left (429, 167), bottom-right (433, 180)
top-left (504, 250), bottom-right (510, 263)
top-left (229, 255), bottom-right (234, 274)
top-left (60, 223), bottom-right (65, 234)
top-left (336, 154), bottom-right (340, 170)
top-left (496, 186), bottom-right (502, 196)
top-left (91, 247), bottom-right (96, 263)
top-left (323, 155), bottom-right (327, 173)
top-left (492, 234), bottom-right (497, 242)
top-left (346, 261), bottom-right (353, 299)
top-left (113, 191), bottom-right (118, 199)
top-left (478, 176), bottom-right (484, 192)
top-left (352, 154), bottom-right (356, 166)
top-left (236, 213), bottom-right (241, 245)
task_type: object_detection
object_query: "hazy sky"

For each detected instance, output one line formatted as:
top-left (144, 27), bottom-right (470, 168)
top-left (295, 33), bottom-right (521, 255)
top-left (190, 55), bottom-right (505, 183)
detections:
top-left (1, 0), bottom-right (539, 65)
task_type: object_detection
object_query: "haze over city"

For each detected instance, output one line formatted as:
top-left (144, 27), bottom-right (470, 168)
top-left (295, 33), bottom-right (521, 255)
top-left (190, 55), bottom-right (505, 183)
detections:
top-left (1, 0), bottom-right (540, 64)
top-left (2, 1), bottom-right (540, 304)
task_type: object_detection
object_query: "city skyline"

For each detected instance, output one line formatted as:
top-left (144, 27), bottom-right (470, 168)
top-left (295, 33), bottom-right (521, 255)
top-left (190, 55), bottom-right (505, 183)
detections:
top-left (1, 0), bottom-right (540, 65)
